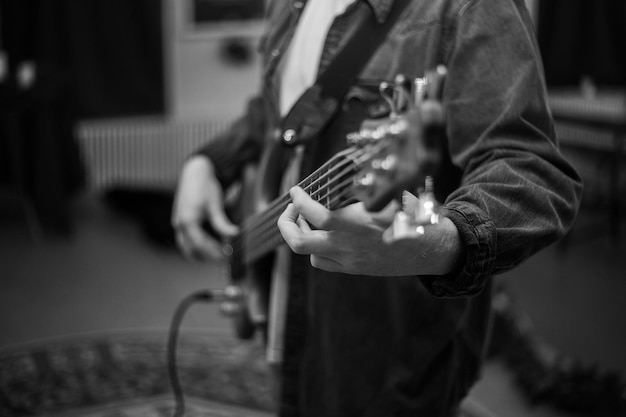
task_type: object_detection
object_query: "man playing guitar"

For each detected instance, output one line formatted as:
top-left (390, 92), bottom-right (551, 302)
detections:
top-left (172, 1), bottom-right (583, 416)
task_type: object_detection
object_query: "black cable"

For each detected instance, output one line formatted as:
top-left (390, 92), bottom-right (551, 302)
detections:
top-left (167, 290), bottom-right (215, 417)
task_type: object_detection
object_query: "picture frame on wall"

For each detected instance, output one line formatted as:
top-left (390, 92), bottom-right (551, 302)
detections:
top-left (182, 0), bottom-right (265, 40)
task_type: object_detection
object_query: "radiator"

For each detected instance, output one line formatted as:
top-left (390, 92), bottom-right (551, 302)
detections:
top-left (77, 118), bottom-right (233, 191)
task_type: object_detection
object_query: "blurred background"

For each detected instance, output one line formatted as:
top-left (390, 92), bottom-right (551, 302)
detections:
top-left (0, 1), bottom-right (625, 416)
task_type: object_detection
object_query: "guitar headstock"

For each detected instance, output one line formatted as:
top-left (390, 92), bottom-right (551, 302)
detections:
top-left (350, 66), bottom-right (447, 238)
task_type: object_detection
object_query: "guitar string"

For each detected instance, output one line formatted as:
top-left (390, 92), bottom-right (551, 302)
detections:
top-left (238, 147), bottom-right (366, 236)
top-left (239, 142), bottom-right (387, 258)
top-left (242, 145), bottom-right (386, 261)
top-left (239, 154), bottom-right (362, 260)
top-left (235, 159), bottom-right (348, 245)
top-left (242, 146), bottom-right (372, 241)
top-left (231, 141), bottom-right (388, 262)
top-left (244, 180), bottom-right (356, 263)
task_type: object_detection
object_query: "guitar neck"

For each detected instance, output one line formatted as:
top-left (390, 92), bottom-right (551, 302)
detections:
top-left (236, 146), bottom-right (367, 265)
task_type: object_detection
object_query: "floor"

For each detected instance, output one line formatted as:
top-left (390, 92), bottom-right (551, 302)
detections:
top-left (1, 190), bottom-right (625, 417)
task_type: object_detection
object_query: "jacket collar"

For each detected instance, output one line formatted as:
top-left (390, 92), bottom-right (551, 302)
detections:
top-left (364, 0), bottom-right (395, 23)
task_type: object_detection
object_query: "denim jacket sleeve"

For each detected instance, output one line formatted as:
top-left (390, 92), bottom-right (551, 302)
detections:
top-left (194, 96), bottom-right (267, 189)
top-left (420, 0), bottom-right (583, 298)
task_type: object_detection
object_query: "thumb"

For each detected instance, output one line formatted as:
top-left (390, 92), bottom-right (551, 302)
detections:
top-left (207, 202), bottom-right (239, 238)
top-left (212, 213), bottom-right (239, 238)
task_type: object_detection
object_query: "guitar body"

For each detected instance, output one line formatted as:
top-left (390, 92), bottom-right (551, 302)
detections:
top-left (229, 140), bottom-right (295, 350)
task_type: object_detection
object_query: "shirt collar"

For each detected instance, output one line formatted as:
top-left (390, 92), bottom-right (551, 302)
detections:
top-left (296, 0), bottom-right (395, 24)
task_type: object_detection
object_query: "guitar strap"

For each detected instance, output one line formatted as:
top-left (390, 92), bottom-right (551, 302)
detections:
top-left (265, 0), bottom-right (411, 368)
top-left (280, 0), bottom-right (411, 146)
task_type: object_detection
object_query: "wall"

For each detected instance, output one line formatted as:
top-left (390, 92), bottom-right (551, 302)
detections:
top-left (163, 0), bottom-right (539, 123)
top-left (77, 1), bottom-right (265, 190)
top-left (163, 0), bottom-right (264, 122)
top-left (78, 0), bottom-right (545, 191)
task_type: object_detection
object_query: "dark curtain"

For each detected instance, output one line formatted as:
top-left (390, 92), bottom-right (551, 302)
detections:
top-left (537, 0), bottom-right (626, 87)
top-left (66, 0), bottom-right (165, 119)
top-left (1, 0), bottom-right (84, 234)
top-left (0, 0), bottom-right (164, 235)
top-left (193, 0), bottom-right (264, 23)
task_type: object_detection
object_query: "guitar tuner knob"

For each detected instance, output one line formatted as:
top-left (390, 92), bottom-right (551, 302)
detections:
top-left (390, 211), bottom-right (426, 240)
top-left (384, 179), bottom-right (442, 242)
top-left (414, 77), bottom-right (427, 93)
top-left (354, 172), bottom-right (375, 193)
top-left (346, 131), bottom-right (362, 145)
top-left (371, 155), bottom-right (397, 175)
top-left (387, 118), bottom-right (409, 136)
top-left (394, 74), bottom-right (413, 93)
top-left (346, 125), bottom-right (386, 146)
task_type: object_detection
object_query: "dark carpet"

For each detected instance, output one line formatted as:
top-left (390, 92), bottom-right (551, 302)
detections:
top-left (0, 331), bottom-right (275, 417)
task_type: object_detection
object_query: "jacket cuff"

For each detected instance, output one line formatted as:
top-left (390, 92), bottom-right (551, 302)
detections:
top-left (193, 139), bottom-right (236, 188)
top-left (419, 201), bottom-right (496, 298)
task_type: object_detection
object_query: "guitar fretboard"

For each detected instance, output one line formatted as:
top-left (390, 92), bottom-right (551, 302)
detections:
top-left (234, 146), bottom-right (369, 266)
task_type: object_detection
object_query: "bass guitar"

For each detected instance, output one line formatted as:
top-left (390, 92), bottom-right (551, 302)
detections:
top-left (218, 66), bottom-right (448, 364)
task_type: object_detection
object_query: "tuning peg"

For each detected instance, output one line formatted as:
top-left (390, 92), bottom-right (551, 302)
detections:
top-left (353, 172), bottom-right (376, 194)
top-left (389, 210), bottom-right (424, 240)
top-left (345, 128), bottom-right (379, 146)
top-left (414, 77), bottom-right (428, 104)
top-left (394, 74), bottom-right (412, 92)
top-left (393, 74), bottom-right (413, 113)
top-left (415, 65), bottom-right (447, 104)
top-left (371, 154), bottom-right (398, 177)
top-left (346, 127), bottom-right (382, 145)
top-left (346, 131), bottom-right (362, 145)
top-left (384, 177), bottom-right (441, 242)
top-left (379, 81), bottom-right (399, 116)
top-left (347, 117), bottom-right (401, 146)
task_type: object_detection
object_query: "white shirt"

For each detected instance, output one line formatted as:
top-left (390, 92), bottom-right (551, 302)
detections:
top-left (279, 0), bottom-right (357, 116)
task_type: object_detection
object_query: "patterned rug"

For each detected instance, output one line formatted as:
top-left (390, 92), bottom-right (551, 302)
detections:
top-left (0, 330), bottom-right (276, 417)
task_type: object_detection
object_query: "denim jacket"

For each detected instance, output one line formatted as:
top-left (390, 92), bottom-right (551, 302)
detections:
top-left (197, 0), bottom-right (582, 415)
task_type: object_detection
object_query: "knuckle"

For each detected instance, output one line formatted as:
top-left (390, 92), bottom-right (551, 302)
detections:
top-left (317, 212), bottom-right (333, 229)
top-left (289, 237), bottom-right (307, 255)
top-left (288, 232), bottom-right (313, 255)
